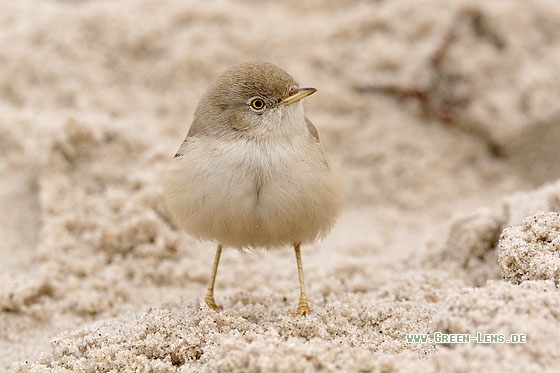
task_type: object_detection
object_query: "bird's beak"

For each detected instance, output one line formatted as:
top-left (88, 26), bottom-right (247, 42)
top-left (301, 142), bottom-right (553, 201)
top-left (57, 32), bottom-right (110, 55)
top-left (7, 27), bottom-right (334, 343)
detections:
top-left (280, 87), bottom-right (317, 106)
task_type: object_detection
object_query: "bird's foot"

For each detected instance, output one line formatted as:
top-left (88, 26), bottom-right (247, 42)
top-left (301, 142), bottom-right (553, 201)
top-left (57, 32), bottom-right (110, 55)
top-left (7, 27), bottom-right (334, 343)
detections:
top-left (295, 297), bottom-right (310, 316)
top-left (204, 293), bottom-right (222, 311)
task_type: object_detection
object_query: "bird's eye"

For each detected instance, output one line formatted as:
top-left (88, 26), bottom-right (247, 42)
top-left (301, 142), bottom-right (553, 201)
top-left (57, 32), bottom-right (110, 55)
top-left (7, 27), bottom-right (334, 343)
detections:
top-left (250, 98), bottom-right (265, 111)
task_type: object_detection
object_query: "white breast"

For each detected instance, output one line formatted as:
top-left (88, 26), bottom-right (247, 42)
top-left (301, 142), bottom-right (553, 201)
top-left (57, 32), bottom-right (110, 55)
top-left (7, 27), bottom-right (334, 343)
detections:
top-left (162, 133), bottom-right (342, 249)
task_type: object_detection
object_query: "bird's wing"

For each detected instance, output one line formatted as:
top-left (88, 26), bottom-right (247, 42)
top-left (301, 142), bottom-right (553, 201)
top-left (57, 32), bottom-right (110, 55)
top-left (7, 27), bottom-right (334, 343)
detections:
top-left (305, 117), bottom-right (320, 142)
top-left (173, 131), bottom-right (194, 159)
top-left (173, 117), bottom-right (201, 158)
top-left (173, 138), bottom-right (187, 158)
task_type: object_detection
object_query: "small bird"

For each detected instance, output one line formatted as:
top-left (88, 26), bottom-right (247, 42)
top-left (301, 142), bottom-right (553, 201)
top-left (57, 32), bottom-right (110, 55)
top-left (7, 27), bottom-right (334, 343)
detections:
top-left (162, 61), bottom-right (343, 316)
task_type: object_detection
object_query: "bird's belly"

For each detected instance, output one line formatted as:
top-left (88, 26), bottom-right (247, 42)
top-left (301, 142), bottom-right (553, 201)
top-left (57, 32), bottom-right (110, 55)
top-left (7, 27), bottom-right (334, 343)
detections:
top-left (163, 137), bottom-right (341, 248)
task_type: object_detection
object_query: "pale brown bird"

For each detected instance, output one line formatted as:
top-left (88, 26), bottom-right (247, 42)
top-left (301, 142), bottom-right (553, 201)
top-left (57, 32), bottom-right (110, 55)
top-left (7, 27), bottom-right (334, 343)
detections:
top-left (162, 61), bottom-right (343, 315)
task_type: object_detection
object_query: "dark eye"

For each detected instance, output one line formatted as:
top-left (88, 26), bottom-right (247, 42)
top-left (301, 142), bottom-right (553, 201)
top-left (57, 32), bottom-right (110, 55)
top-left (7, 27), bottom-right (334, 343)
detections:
top-left (250, 98), bottom-right (265, 111)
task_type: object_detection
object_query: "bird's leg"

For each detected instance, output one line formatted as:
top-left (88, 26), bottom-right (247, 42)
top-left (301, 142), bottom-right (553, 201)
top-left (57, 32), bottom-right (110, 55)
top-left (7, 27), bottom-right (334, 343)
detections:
top-left (294, 243), bottom-right (310, 316)
top-left (204, 244), bottom-right (223, 310)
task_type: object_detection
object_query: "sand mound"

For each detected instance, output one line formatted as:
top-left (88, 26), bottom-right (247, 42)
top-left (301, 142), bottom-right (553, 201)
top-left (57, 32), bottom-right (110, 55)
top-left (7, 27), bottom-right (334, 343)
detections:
top-left (499, 211), bottom-right (560, 285)
top-left (440, 180), bottom-right (560, 286)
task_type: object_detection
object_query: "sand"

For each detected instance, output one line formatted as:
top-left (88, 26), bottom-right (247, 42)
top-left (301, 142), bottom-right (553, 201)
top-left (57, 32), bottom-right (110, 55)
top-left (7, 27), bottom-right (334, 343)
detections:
top-left (2, 0), bottom-right (560, 371)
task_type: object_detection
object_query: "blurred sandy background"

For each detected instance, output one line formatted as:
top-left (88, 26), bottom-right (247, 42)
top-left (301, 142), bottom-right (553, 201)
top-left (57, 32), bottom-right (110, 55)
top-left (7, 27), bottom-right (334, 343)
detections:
top-left (2, 0), bottom-right (560, 371)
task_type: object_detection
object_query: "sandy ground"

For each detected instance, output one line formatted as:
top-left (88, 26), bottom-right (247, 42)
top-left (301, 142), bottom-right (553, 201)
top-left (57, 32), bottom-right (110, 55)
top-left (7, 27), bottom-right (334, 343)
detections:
top-left (2, 0), bottom-right (560, 371)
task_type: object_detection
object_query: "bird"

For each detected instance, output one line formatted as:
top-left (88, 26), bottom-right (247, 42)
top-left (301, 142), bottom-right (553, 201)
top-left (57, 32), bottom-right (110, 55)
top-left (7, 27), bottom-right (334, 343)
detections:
top-left (162, 61), bottom-right (343, 316)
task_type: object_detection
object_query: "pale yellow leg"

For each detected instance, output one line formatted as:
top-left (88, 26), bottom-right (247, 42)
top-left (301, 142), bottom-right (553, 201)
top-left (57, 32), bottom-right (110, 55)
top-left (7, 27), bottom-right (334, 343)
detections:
top-left (204, 244), bottom-right (223, 310)
top-left (294, 243), bottom-right (310, 316)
